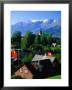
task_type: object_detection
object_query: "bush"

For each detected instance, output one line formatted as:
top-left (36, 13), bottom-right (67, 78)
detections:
top-left (53, 47), bottom-right (61, 54)
top-left (43, 45), bottom-right (51, 52)
top-left (21, 53), bottom-right (34, 63)
top-left (55, 54), bottom-right (61, 64)
top-left (31, 44), bottom-right (43, 51)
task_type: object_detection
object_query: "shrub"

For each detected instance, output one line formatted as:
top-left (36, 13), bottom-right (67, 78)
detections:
top-left (21, 53), bottom-right (34, 63)
top-left (43, 45), bottom-right (51, 52)
top-left (53, 47), bottom-right (61, 54)
top-left (31, 44), bottom-right (43, 51)
top-left (55, 54), bottom-right (61, 64)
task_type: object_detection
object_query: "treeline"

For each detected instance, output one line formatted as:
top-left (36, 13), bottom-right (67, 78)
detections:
top-left (11, 30), bottom-right (61, 50)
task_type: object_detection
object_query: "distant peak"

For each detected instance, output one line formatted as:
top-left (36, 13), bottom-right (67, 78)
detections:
top-left (31, 20), bottom-right (42, 22)
top-left (43, 19), bottom-right (48, 23)
top-left (53, 19), bottom-right (56, 23)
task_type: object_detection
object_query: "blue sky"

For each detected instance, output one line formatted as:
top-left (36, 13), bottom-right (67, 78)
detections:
top-left (11, 11), bottom-right (61, 25)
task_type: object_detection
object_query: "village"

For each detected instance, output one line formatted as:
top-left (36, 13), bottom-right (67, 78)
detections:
top-left (11, 30), bottom-right (61, 79)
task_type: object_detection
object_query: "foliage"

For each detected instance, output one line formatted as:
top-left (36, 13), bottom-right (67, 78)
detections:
top-left (34, 34), bottom-right (41, 44)
top-left (31, 44), bottom-right (43, 51)
top-left (43, 45), bottom-right (51, 52)
top-left (21, 53), bottom-right (34, 63)
top-left (47, 33), bottom-right (53, 46)
top-left (48, 75), bottom-right (61, 79)
top-left (53, 37), bottom-right (61, 44)
top-left (55, 54), bottom-right (61, 64)
top-left (11, 30), bottom-right (61, 79)
top-left (53, 47), bottom-right (61, 54)
top-left (11, 31), bottom-right (21, 49)
top-left (40, 32), bottom-right (46, 45)
top-left (21, 31), bottom-right (35, 49)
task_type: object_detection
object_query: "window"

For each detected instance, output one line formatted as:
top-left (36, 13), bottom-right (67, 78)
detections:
top-left (24, 69), bottom-right (29, 74)
top-left (19, 68), bottom-right (22, 73)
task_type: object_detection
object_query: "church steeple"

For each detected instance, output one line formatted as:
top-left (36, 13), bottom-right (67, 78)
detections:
top-left (38, 29), bottom-right (42, 35)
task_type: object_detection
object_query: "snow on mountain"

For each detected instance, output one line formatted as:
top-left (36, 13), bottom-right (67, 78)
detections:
top-left (11, 19), bottom-right (61, 37)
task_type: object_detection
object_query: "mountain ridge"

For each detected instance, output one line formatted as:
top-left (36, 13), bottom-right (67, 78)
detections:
top-left (11, 19), bottom-right (61, 38)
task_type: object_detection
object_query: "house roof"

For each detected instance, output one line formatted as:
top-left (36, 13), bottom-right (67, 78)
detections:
top-left (32, 54), bottom-right (43, 61)
top-left (32, 54), bottom-right (55, 63)
top-left (15, 63), bottom-right (37, 75)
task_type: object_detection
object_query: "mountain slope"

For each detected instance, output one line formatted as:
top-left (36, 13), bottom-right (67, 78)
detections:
top-left (11, 19), bottom-right (61, 38)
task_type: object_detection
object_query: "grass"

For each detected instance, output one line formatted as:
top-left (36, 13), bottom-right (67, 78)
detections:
top-left (47, 75), bottom-right (61, 79)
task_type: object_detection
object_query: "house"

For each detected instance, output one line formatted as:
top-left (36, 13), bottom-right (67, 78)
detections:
top-left (52, 43), bottom-right (57, 47)
top-left (31, 54), bottom-right (56, 78)
top-left (15, 64), bottom-right (33, 79)
top-left (32, 54), bottom-right (55, 63)
top-left (14, 53), bottom-right (57, 79)
top-left (15, 63), bottom-right (38, 79)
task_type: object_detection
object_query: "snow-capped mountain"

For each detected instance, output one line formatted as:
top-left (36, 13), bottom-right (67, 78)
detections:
top-left (11, 19), bottom-right (61, 38)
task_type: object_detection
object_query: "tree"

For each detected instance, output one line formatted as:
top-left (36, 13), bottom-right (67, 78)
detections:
top-left (11, 31), bottom-right (21, 49)
top-left (47, 33), bottom-right (53, 46)
top-left (34, 34), bottom-right (41, 44)
top-left (53, 47), bottom-right (61, 54)
top-left (21, 53), bottom-right (33, 63)
top-left (31, 44), bottom-right (43, 51)
top-left (53, 37), bottom-right (61, 45)
top-left (40, 31), bottom-right (46, 45)
top-left (21, 31), bottom-right (34, 49)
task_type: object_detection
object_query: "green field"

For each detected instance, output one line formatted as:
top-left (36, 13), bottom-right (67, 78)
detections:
top-left (48, 75), bottom-right (61, 79)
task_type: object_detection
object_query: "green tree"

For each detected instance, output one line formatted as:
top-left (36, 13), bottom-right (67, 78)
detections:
top-left (31, 44), bottom-right (43, 51)
top-left (53, 37), bottom-right (61, 45)
top-left (21, 31), bottom-right (34, 49)
top-left (21, 53), bottom-right (33, 63)
top-left (55, 54), bottom-right (61, 64)
top-left (11, 31), bottom-right (21, 49)
top-left (53, 47), bottom-right (61, 54)
top-left (47, 33), bottom-right (53, 46)
top-left (40, 32), bottom-right (46, 45)
top-left (34, 34), bottom-right (41, 44)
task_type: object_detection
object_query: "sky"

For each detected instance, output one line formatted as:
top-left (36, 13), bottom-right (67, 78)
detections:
top-left (11, 11), bottom-right (61, 25)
